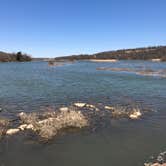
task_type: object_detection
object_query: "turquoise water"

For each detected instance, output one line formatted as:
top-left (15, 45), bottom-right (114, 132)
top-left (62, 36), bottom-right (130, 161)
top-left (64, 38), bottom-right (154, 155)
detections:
top-left (0, 60), bottom-right (166, 166)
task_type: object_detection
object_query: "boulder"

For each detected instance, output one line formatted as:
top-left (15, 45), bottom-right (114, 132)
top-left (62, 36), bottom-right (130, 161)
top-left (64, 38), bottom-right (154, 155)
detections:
top-left (6, 128), bottom-right (20, 135)
top-left (74, 103), bottom-right (86, 108)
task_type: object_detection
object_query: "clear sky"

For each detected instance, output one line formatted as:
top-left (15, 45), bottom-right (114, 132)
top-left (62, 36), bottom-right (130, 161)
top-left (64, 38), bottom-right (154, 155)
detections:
top-left (0, 0), bottom-right (166, 57)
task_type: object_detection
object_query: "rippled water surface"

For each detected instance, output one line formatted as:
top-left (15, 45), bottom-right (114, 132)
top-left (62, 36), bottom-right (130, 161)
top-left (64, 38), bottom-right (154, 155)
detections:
top-left (0, 60), bottom-right (166, 166)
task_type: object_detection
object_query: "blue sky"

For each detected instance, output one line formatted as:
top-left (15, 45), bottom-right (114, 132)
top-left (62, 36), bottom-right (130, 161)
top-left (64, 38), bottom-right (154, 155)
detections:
top-left (0, 0), bottom-right (166, 57)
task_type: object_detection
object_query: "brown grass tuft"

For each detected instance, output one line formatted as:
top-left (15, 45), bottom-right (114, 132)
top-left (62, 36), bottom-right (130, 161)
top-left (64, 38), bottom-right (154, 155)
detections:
top-left (18, 108), bottom-right (88, 140)
top-left (0, 118), bottom-right (9, 138)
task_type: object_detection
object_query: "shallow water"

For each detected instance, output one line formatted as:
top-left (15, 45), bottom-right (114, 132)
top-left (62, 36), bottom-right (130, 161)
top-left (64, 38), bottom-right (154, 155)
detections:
top-left (0, 60), bottom-right (166, 166)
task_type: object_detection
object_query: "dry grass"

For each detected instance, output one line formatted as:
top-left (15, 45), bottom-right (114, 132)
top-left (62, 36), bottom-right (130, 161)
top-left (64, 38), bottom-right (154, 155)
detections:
top-left (106, 105), bottom-right (142, 119)
top-left (111, 106), bottom-right (129, 118)
top-left (19, 112), bottom-right (38, 125)
top-left (38, 109), bottom-right (88, 140)
top-left (0, 118), bottom-right (9, 138)
top-left (18, 107), bottom-right (88, 140)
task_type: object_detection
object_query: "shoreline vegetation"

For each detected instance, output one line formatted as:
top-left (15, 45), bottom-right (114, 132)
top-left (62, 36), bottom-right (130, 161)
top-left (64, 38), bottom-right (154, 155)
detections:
top-left (0, 51), bottom-right (32, 62)
top-left (1, 46), bottom-right (166, 63)
top-left (52, 46), bottom-right (166, 62)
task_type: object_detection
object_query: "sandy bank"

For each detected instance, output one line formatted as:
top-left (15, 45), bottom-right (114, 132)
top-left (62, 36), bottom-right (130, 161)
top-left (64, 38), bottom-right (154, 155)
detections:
top-left (89, 59), bottom-right (118, 62)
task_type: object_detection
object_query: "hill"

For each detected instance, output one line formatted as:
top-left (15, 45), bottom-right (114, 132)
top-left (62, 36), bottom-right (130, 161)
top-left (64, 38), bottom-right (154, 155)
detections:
top-left (53, 46), bottom-right (166, 61)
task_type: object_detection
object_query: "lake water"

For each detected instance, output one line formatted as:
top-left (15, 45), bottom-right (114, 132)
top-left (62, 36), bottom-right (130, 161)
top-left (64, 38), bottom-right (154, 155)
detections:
top-left (0, 60), bottom-right (166, 166)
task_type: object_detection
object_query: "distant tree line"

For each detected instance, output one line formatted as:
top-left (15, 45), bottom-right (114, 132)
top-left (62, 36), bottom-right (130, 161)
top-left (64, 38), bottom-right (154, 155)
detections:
top-left (54, 46), bottom-right (166, 61)
top-left (0, 51), bottom-right (32, 62)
